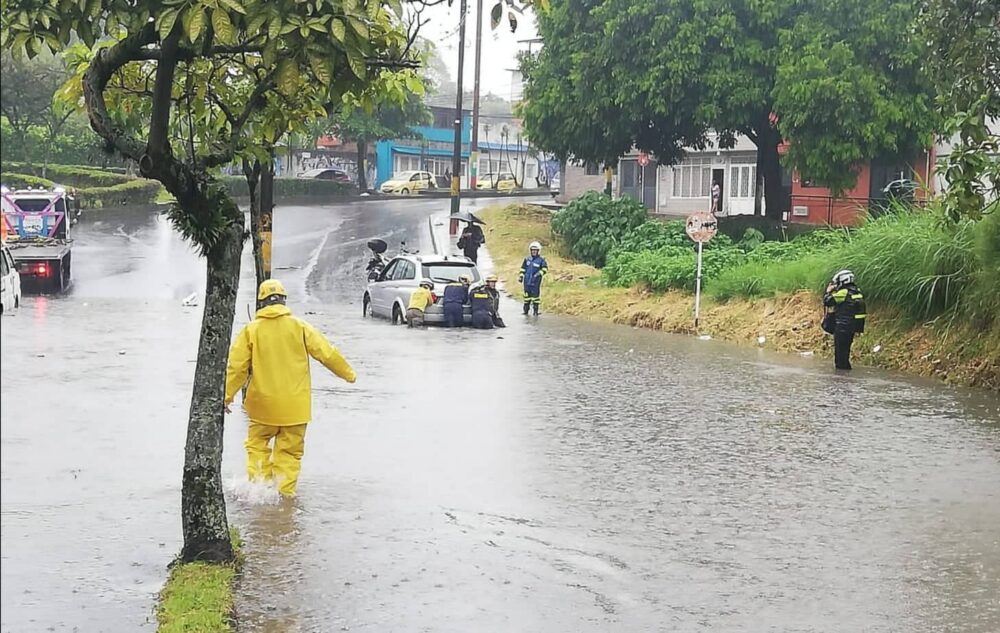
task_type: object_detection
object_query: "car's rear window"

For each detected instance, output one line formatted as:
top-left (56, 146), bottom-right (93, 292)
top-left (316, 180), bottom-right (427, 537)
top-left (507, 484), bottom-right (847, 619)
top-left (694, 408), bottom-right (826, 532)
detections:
top-left (422, 263), bottom-right (479, 284)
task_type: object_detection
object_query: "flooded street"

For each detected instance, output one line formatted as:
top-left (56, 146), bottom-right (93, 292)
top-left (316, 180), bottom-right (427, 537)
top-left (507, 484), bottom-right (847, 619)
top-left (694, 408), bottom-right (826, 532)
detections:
top-left (2, 199), bottom-right (999, 632)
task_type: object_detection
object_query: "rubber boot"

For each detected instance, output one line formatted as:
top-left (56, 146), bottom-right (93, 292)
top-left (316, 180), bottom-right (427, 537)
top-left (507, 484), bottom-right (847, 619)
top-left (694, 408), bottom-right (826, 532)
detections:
top-left (523, 302), bottom-right (531, 315)
top-left (533, 303), bottom-right (540, 316)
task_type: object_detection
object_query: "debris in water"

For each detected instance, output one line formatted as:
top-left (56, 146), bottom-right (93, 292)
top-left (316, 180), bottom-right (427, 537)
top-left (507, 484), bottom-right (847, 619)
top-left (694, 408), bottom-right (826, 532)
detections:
top-left (181, 293), bottom-right (198, 307)
top-left (36, 353), bottom-right (45, 358)
top-left (118, 350), bottom-right (126, 355)
top-left (445, 512), bottom-right (457, 521)
top-left (800, 351), bottom-right (814, 357)
top-left (757, 335), bottom-right (766, 345)
top-left (698, 335), bottom-right (712, 340)
top-left (872, 344), bottom-right (882, 353)
top-left (628, 348), bottom-right (634, 354)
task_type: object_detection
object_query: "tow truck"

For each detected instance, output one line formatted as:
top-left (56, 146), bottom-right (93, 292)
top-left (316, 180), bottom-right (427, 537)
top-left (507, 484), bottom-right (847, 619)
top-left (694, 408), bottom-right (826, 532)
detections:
top-left (1, 185), bottom-right (80, 292)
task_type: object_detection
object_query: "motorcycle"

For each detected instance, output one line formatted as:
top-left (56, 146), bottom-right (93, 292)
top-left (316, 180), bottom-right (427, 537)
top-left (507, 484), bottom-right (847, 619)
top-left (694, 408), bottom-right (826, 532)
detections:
top-left (366, 239), bottom-right (388, 282)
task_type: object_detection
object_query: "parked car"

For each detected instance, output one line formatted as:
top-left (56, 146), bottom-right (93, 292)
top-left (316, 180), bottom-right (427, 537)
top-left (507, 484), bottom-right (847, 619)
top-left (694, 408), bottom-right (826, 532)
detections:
top-left (549, 171), bottom-right (561, 198)
top-left (1, 241), bottom-right (22, 314)
top-left (297, 167), bottom-right (352, 183)
top-left (363, 254), bottom-right (481, 325)
top-left (476, 172), bottom-right (517, 194)
top-left (380, 170), bottom-right (435, 195)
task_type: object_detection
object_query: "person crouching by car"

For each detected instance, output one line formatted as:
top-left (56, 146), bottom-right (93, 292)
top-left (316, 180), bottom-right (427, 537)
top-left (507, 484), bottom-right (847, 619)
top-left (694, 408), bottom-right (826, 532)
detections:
top-left (471, 274), bottom-right (505, 328)
top-left (407, 279), bottom-right (435, 328)
top-left (823, 269), bottom-right (867, 370)
top-left (442, 274), bottom-right (472, 327)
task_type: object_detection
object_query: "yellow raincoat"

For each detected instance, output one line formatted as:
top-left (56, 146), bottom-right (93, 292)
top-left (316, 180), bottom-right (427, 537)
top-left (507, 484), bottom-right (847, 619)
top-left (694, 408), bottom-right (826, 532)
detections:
top-left (225, 304), bottom-right (356, 425)
top-left (225, 304), bottom-right (355, 495)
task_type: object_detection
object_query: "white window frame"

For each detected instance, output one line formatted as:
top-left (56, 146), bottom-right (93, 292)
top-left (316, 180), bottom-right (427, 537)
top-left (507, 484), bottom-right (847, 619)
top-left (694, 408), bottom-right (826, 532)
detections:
top-left (671, 157), bottom-right (712, 198)
top-left (729, 163), bottom-right (757, 199)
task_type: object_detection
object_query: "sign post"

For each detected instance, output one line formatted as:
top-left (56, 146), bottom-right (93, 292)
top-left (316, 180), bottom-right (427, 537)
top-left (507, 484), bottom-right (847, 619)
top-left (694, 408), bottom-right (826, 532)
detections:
top-left (685, 211), bottom-right (718, 330)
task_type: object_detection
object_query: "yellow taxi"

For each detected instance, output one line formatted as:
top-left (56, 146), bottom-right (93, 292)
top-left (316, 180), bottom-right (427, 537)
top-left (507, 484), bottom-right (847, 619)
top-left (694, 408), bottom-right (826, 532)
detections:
top-left (380, 171), bottom-right (435, 195)
top-left (476, 172), bottom-right (518, 194)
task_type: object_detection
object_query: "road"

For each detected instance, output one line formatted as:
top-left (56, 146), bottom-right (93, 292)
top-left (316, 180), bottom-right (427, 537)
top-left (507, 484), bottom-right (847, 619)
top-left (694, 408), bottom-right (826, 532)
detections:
top-left (1, 198), bottom-right (999, 632)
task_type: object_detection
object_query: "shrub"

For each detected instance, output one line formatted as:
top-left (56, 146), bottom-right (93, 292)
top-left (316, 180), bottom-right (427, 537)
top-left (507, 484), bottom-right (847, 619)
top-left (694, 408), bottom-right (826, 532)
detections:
top-left (2, 162), bottom-right (131, 187)
top-left (708, 254), bottom-right (832, 301)
top-left (218, 175), bottom-right (355, 199)
top-left (77, 179), bottom-right (162, 208)
top-left (0, 172), bottom-right (57, 189)
top-left (604, 245), bottom-right (747, 292)
top-left (550, 192), bottom-right (647, 267)
top-left (616, 220), bottom-right (690, 252)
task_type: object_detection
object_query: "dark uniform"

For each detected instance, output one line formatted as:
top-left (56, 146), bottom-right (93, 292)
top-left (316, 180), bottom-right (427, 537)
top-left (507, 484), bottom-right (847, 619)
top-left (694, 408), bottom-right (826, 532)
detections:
top-left (520, 253), bottom-right (548, 315)
top-left (470, 287), bottom-right (494, 329)
top-left (456, 225), bottom-right (485, 263)
top-left (823, 283), bottom-right (867, 370)
top-left (442, 282), bottom-right (468, 328)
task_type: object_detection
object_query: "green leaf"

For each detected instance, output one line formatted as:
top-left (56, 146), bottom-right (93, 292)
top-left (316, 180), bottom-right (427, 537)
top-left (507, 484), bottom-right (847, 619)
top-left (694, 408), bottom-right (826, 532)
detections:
top-left (491, 3), bottom-right (503, 30)
top-left (276, 57), bottom-right (299, 95)
top-left (268, 17), bottom-right (282, 40)
top-left (387, 0), bottom-right (403, 18)
top-left (330, 18), bottom-right (346, 43)
top-left (308, 53), bottom-right (332, 85)
top-left (349, 17), bottom-right (369, 40)
top-left (247, 13), bottom-right (267, 36)
top-left (212, 9), bottom-right (236, 44)
top-left (188, 9), bottom-right (207, 42)
top-left (262, 39), bottom-right (278, 66)
top-left (367, 0), bottom-right (380, 20)
top-left (219, 0), bottom-right (246, 15)
top-left (347, 49), bottom-right (366, 79)
top-left (157, 8), bottom-right (180, 40)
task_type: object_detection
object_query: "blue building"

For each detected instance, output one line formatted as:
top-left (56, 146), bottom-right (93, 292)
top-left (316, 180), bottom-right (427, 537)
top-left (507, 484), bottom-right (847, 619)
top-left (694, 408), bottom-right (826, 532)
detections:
top-left (374, 106), bottom-right (471, 186)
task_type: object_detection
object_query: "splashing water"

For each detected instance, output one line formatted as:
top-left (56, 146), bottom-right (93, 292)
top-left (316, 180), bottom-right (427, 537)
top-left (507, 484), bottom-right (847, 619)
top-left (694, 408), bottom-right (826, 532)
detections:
top-left (226, 476), bottom-right (282, 506)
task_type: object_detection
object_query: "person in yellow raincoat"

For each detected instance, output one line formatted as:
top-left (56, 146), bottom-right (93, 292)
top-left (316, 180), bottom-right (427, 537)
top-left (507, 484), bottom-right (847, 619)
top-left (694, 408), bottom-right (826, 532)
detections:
top-left (225, 279), bottom-right (356, 496)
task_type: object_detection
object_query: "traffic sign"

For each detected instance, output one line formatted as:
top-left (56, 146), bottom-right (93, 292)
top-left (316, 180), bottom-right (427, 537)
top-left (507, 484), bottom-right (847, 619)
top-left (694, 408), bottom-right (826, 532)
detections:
top-left (685, 211), bottom-right (718, 243)
top-left (637, 152), bottom-right (650, 167)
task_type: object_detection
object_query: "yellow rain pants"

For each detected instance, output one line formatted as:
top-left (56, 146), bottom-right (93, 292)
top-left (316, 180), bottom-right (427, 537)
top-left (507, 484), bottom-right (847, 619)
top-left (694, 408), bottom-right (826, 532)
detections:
top-left (245, 422), bottom-right (308, 496)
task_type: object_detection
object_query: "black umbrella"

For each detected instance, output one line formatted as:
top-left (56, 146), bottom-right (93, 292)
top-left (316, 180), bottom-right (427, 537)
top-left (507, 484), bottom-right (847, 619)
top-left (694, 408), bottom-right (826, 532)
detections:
top-left (449, 211), bottom-right (486, 225)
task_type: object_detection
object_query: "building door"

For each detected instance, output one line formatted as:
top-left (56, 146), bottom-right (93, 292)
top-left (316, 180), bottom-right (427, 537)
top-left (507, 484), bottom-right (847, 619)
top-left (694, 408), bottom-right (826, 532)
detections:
top-left (711, 169), bottom-right (725, 214)
top-left (728, 163), bottom-right (757, 216)
top-left (641, 164), bottom-right (657, 210)
top-left (620, 159), bottom-right (640, 202)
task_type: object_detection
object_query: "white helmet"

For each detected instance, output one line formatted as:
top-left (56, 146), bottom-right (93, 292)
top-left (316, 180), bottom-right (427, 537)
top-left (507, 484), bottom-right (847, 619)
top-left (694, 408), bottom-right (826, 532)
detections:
top-left (529, 241), bottom-right (542, 253)
top-left (832, 269), bottom-right (855, 286)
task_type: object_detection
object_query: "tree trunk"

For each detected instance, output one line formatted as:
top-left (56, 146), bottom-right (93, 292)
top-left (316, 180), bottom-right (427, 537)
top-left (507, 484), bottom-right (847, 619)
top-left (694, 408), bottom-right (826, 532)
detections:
top-left (243, 159), bottom-right (265, 289)
top-left (180, 216), bottom-right (243, 564)
top-left (754, 150), bottom-right (764, 216)
top-left (755, 127), bottom-right (785, 221)
top-left (259, 155), bottom-right (274, 282)
top-left (356, 140), bottom-right (368, 191)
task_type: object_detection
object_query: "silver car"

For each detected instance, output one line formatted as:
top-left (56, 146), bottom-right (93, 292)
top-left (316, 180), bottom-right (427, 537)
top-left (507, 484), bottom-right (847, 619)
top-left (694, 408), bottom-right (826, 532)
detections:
top-left (363, 254), bottom-right (481, 325)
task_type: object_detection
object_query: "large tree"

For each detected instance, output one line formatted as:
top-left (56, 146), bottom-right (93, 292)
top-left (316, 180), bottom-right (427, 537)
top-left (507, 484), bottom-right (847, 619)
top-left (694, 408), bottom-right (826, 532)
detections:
top-left (518, 0), bottom-right (937, 219)
top-left (0, 51), bottom-right (77, 169)
top-left (2, 0), bottom-right (418, 563)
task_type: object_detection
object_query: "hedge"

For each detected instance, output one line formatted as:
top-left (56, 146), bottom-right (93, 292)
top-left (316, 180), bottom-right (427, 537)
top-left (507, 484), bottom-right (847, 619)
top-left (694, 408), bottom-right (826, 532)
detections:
top-left (2, 162), bottom-right (132, 187)
top-left (76, 179), bottom-right (162, 208)
top-left (0, 172), bottom-right (57, 189)
top-left (218, 175), bottom-right (355, 198)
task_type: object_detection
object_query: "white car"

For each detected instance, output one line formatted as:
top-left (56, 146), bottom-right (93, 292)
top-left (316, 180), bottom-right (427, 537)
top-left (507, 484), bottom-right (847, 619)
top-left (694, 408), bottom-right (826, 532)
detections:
top-left (1, 241), bottom-right (22, 314)
top-left (363, 254), bottom-right (481, 325)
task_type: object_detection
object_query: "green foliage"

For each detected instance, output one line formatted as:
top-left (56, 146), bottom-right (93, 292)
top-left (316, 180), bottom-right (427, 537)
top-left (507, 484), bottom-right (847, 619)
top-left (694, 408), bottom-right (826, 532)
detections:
top-left (0, 172), bottom-right (56, 189)
top-left (550, 191), bottom-right (647, 267)
top-left (218, 176), bottom-right (354, 198)
top-left (615, 221), bottom-right (689, 253)
top-left (738, 228), bottom-right (766, 252)
top-left (1, 163), bottom-right (162, 208)
top-left (708, 255), bottom-right (832, 301)
top-left (3, 161), bottom-right (130, 187)
top-left (77, 179), bottom-right (162, 208)
top-left (604, 246), bottom-right (747, 292)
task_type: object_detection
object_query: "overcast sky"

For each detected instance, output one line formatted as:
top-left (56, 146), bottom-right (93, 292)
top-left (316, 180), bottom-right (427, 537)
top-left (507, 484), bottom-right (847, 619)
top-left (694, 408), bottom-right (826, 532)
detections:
top-left (416, 1), bottom-right (540, 101)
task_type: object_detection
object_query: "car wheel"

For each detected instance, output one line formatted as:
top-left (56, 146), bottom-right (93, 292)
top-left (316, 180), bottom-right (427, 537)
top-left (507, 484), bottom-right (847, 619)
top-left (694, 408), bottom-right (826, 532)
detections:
top-left (362, 294), bottom-right (373, 318)
top-left (401, 188), bottom-right (411, 196)
top-left (392, 304), bottom-right (403, 325)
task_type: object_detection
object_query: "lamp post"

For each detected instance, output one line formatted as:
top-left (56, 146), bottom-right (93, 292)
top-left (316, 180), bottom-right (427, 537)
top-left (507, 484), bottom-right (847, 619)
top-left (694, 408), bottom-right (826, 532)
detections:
top-left (450, 0), bottom-right (469, 216)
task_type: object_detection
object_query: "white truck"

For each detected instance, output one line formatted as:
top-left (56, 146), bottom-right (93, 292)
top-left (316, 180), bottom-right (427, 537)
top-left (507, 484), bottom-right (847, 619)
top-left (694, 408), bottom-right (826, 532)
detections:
top-left (1, 186), bottom-right (79, 292)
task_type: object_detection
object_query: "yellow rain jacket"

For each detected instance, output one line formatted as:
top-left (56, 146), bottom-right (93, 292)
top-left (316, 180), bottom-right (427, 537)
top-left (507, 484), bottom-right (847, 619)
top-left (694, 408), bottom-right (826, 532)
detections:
top-left (225, 304), bottom-right (356, 426)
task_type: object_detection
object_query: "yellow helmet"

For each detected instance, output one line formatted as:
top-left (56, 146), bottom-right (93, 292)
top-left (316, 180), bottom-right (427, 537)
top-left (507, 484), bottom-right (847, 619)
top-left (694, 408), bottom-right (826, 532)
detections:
top-left (486, 274), bottom-right (498, 282)
top-left (257, 279), bottom-right (287, 301)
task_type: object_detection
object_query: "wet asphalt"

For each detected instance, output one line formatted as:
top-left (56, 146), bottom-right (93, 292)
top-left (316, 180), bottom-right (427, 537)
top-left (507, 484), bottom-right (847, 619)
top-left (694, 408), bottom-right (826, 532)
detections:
top-left (1, 198), bottom-right (999, 632)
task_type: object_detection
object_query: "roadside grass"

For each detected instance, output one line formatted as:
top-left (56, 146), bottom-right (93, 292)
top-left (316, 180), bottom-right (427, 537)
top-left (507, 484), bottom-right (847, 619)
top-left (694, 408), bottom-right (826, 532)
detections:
top-left (157, 529), bottom-right (242, 633)
top-left (479, 203), bottom-right (1000, 389)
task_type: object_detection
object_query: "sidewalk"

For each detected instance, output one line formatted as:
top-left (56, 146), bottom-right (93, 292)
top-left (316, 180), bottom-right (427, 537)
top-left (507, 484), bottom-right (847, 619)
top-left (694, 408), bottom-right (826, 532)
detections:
top-left (427, 211), bottom-right (503, 291)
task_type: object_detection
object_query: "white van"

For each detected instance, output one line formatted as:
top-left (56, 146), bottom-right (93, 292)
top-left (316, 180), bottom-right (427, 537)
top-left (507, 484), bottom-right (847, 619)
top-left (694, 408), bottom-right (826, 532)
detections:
top-left (1, 241), bottom-right (22, 314)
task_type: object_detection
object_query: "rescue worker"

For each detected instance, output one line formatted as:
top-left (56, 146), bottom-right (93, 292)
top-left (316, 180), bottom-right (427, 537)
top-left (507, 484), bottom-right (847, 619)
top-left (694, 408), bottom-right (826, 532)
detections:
top-left (481, 274), bottom-right (505, 327)
top-left (456, 222), bottom-right (485, 263)
top-left (442, 274), bottom-right (471, 327)
top-left (519, 241), bottom-right (548, 315)
top-left (224, 279), bottom-right (356, 496)
top-left (407, 279), bottom-right (435, 328)
top-left (823, 269), bottom-right (867, 370)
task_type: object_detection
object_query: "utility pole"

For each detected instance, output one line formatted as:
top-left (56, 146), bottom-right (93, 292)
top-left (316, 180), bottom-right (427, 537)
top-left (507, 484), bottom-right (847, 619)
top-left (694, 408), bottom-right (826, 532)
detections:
top-left (450, 0), bottom-right (469, 216)
top-left (470, 0), bottom-right (483, 190)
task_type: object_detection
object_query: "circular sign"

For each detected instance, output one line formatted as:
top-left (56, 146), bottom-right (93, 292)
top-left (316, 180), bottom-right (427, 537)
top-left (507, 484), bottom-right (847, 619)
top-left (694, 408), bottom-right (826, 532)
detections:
top-left (686, 211), bottom-right (718, 243)
top-left (638, 152), bottom-right (650, 167)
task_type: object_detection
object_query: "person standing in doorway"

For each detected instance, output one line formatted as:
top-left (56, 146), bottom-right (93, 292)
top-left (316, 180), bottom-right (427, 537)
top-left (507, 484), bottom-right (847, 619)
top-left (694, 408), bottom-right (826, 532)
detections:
top-left (519, 241), bottom-right (548, 316)
top-left (823, 270), bottom-right (867, 370)
top-left (225, 279), bottom-right (357, 496)
top-left (711, 181), bottom-right (721, 215)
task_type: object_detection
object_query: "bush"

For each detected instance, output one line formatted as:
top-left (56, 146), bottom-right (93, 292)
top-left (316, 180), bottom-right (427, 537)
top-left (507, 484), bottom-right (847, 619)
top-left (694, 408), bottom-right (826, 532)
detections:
top-left (616, 220), bottom-right (690, 252)
top-left (218, 175), bottom-right (355, 199)
top-left (708, 254), bottom-right (832, 301)
top-left (2, 161), bottom-right (131, 187)
top-left (604, 245), bottom-right (747, 292)
top-left (550, 192), bottom-right (648, 267)
top-left (76, 179), bottom-right (162, 208)
top-left (0, 172), bottom-right (57, 189)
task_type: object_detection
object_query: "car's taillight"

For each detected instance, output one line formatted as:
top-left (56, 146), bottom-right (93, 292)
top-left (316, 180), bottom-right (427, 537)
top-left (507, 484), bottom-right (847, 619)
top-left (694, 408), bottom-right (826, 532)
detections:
top-left (431, 293), bottom-right (438, 303)
top-left (35, 263), bottom-right (48, 276)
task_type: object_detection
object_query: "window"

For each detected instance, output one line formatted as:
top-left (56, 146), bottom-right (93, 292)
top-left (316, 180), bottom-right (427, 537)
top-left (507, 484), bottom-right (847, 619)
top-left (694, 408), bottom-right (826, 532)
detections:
top-left (584, 162), bottom-right (600, 176)
top-left (1, 252), bottom-right (9, 276)
top-left (422, 263), bottom-right (480, 284)
top-left (730, 164), bottom-right (757, 199)
top-left (379, 259), bottom-right (400, 281)
top-left (671, 157), bottom-right (711, 198)
top-left (801, 176), bottom-right (826, 188)
top-left (394, 260), bottom-right (416, 281)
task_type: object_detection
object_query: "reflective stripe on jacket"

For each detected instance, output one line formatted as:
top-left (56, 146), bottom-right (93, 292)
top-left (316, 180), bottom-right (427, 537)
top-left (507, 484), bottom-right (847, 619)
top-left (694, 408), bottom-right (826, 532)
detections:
top-left (823, 284), bottom-right (867, 334)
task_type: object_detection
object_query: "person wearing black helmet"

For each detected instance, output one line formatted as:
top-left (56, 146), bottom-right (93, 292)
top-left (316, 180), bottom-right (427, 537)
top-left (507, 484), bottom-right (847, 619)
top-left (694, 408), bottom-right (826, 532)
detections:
top-left (823, 269), bottom-right (867, 370)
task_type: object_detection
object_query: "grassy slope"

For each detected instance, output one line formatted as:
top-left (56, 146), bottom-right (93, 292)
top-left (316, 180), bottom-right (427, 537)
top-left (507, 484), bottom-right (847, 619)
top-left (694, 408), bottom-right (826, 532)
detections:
top-left (480, 204), bottom-right (999, 390)
top-left (157, 530), bottom-right (242, 633)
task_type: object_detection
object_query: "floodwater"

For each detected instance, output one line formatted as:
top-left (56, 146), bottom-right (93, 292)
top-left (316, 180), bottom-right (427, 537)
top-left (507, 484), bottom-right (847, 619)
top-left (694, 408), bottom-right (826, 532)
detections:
top-left (2, 199), bottom-right (999, 632)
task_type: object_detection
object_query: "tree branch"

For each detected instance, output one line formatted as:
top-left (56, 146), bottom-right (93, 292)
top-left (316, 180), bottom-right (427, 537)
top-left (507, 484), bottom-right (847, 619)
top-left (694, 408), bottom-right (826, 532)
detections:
top-left (147, 32), bottom-right (182, 161)
top-left (82, 22), bottom-right (157, 162)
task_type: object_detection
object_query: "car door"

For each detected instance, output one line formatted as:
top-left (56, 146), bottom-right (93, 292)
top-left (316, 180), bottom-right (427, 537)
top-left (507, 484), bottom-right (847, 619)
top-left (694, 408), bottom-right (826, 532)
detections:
top-left (0, 248), bottom-right (11, 311)
top-left (370, 258), bottom-right (400, 316)
top-left (391, 260), bottom-right (417, 313)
